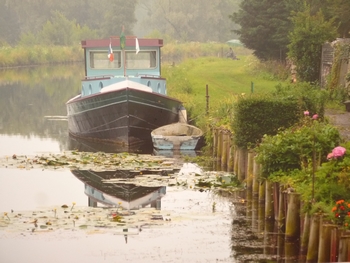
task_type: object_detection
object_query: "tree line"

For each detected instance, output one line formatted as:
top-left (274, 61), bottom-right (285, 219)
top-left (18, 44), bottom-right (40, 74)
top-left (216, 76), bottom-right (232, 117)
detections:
top-left (1, 0), bottom-right (349, 84)
top-left (0, 0), bottom-right (240, 46)
top-left (232, 0), bottom-right (350, 83)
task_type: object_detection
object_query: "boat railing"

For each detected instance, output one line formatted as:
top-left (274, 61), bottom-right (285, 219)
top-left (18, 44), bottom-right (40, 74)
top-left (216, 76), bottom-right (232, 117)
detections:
top-left (84, 75), bottom-right (114, 80)
top-left (139, 74), bottom-right (162, 79)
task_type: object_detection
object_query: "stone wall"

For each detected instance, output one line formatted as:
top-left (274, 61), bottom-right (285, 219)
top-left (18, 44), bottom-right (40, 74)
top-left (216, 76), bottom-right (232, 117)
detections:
top-left (320, 38), bottom-right (350, 90)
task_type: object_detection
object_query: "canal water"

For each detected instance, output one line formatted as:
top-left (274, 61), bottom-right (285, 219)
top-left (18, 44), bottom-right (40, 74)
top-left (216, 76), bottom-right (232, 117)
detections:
top-left (0, 65), bottom-right (294, 263)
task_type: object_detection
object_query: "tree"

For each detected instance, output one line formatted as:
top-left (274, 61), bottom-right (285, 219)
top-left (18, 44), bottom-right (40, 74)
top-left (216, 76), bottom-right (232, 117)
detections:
top-left (0, 0), bottom-right (21, 45)
top-left (230, 0), bottom-right (297, 61)
top-left (19, 11), bottom-right (98, 46)
top-left (288, 5), bottom-right (337, 83)
top-left (101, 0), bottom-right (138, 37)
top-left (39, 11), bottom-right (76, 46)
top-left (327, 0), bottom-right (350, 38)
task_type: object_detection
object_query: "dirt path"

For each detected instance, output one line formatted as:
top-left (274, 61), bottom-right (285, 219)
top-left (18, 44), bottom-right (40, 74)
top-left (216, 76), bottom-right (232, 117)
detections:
top-left (325, 109), bottom-right (350, 142)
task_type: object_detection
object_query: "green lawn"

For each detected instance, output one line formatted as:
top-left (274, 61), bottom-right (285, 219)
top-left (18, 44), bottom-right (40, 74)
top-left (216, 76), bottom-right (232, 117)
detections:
top-left (164, 55), bottom-right (290, 118)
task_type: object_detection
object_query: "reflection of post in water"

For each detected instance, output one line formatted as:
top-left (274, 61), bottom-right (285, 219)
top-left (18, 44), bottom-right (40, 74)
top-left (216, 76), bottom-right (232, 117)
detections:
top-left (251, 197), bottom-right (258, 231)
top-left (263, 219), bottom-right (277, 255)
top-left (257, 191), bottom-right (265, 234)
top-left (284, 240), bottom-right (300, 263)
top-left (123, 228), bottom-right (128, 244)
top-left (246, 189), bottom-right (253, 220)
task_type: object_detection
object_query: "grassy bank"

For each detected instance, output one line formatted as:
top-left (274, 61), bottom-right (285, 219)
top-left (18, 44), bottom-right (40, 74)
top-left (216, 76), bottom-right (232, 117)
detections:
top-left (164, 55), bottom-right (290, 126)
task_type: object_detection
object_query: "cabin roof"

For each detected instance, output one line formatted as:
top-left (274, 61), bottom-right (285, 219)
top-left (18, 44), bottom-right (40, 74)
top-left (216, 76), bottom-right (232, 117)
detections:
top-left (81, 38), bottom-right (163, 48)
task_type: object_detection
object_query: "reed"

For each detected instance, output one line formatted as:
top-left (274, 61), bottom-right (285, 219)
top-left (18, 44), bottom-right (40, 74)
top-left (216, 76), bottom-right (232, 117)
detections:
top-left (0, 45), bottom-right (83, 68)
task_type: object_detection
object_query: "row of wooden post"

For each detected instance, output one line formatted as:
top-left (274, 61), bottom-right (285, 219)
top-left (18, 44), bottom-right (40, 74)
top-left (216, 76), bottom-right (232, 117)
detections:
top-left (212, 128), bottom-right (350, 262)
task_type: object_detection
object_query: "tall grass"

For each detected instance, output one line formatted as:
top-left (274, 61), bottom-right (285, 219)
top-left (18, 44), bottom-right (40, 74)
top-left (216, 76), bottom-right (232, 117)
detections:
top-left (0, 45), bottom-right (83, 67)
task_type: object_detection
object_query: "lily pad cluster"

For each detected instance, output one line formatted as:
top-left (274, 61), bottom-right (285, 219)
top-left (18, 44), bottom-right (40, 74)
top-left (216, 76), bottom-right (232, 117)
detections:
top-left (0, 203), bottom-right (179, 235)
top-left (0, 151), bottom-right (183, 171)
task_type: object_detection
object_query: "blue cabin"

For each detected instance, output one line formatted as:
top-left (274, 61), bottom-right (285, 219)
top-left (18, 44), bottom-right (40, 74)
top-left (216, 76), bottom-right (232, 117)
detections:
top-left (80, 38), bottom-right (166, 97)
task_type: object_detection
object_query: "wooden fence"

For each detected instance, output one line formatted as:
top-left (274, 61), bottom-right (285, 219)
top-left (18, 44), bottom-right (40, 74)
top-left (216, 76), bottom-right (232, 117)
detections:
top-left (212, 128), bottom-right (350, 262)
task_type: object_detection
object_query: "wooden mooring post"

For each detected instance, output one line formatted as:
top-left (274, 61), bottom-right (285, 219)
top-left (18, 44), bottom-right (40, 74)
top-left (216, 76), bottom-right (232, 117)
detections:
top-left (265, 181), bottom-right (274, 221)
top-left (306, 214), bottom-right (321, 262)
top-left (252, 159), bottom-right (260, 197)
top-left (227, 140), bottom-right (234, 172)
top-left (338, 231), bottom-right (350, 262)
top-left (246, 151), bottom-right (254, 191)
top-left (216, 129), bottom-right (223, 170)
top-left (330, 228), bottom-right (340, 262)
top-left (237, 148), bottom-right (247, 181)
top-left (277, 186), bottom-right (286, 233)
top-left (210, 127), bottom-right (348, 260)
top-left (285, 193), bottom-right (300, 241)
top-left (300, 214), bottom-right (311, 255)
top-left (233, 147), bottom-right (238, 175)
top-left (221, 131), bottom-right (230, 171)
top-left (318, 224), bottom-right (337, 262)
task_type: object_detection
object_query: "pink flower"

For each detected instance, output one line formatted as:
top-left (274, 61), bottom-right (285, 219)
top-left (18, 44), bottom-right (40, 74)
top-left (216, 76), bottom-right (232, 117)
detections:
top-left (332, 146), bottom-right (346, 158)
top-left (304, 110), bottom-right (309, 116)
top-left (312, 114), bottom-right (318, 120)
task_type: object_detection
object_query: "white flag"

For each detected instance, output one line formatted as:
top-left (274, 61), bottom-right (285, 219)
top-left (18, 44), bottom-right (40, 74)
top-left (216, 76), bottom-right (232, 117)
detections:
top-left (135, 38), bottom-right (140, 54)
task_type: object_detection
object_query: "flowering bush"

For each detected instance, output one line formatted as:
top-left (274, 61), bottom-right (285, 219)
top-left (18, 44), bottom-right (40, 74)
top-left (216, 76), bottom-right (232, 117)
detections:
top-left (255, 111), bottom-right (341, 177)
top-left (332, 200), bottom-right (350, 229)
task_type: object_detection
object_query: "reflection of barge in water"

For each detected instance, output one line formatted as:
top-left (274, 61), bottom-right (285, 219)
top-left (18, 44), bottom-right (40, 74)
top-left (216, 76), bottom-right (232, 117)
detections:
top-left (71, 169), bottom-right (166, 210)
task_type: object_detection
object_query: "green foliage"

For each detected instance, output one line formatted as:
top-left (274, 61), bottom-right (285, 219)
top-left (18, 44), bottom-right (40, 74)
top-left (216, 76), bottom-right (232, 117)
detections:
top-left (39, 11), bottom-right (76, 46)
top-left (326, 0), bottom-right (350, 38)
top-left (0, 46), bottom-right (83, 67)
top-left (146, 30), bottom-right (175, 44)
top-left (230, 0), bottom-right (296, 60)
top-left (138, 0), bottom-right (239, 42)
top-left (0, 1), bottom-right (21, 45)
top-left (2, 0), bottom-right (138, 45)
top-left (250, 59), bottom-right (290, 81)
top-left (101, 0), bottom-right (137, 37)
top-left (273, 82), bottom-right (328, 118)
top-left (287, 5), bottom-right (338, 83)
top-left (19, 11), bottom-right (99, 46)
top-left (268, 142), bottom-right (350, 223)
top-left (315, 142), bottom-right (350, 201)
top-left (232, 95), bottom-right (300, 149)
top-left (255, 118), bottom-right (341, 178)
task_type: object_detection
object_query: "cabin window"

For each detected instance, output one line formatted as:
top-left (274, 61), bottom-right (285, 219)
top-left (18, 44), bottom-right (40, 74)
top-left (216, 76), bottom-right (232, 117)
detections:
top-left (126, 51), bottom-right (157, 69)
top-left (99, 82), bottom-right (103, 90)
top-left (147, 81), bottom-right (151, 87)
top-left (89, 51), bottom-right (121, 69)
top-left (157, 83), bottom-right (161, 93)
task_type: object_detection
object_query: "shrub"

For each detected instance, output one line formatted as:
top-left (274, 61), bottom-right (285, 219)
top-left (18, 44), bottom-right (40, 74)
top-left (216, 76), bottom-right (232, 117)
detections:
top-left (255, 115), bottom-right (341, 178)
top-left (232, 95), bottom-right (300, 148)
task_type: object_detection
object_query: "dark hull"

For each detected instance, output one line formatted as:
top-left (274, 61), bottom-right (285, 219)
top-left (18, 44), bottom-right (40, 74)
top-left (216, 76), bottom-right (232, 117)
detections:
top-left (66, 88), bottom-right (182, 148)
